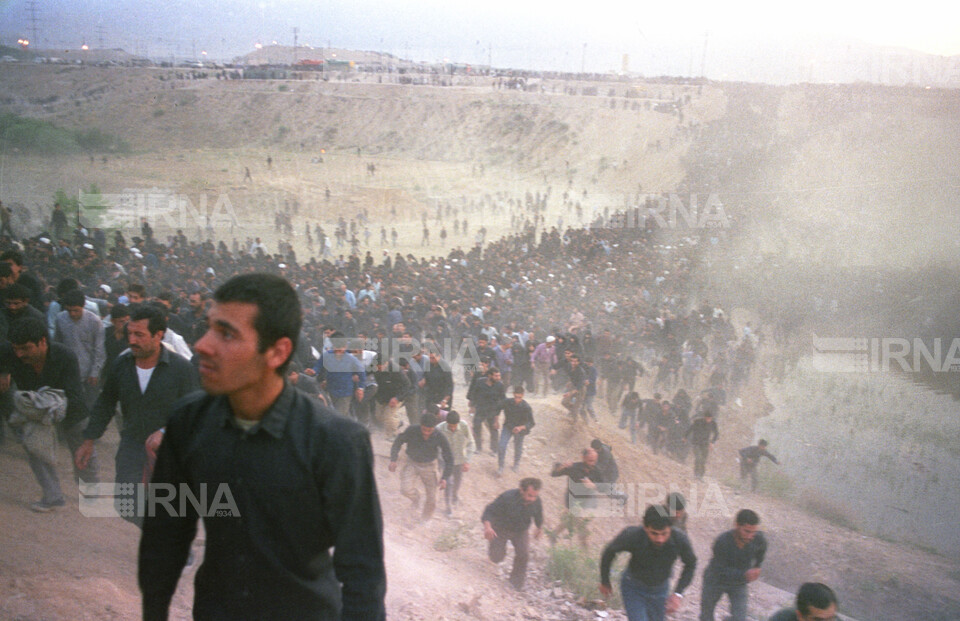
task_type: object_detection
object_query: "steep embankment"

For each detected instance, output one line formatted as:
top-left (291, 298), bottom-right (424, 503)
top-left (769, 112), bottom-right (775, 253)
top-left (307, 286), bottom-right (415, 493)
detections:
top-left (0, 64), bottom-right (723, 193)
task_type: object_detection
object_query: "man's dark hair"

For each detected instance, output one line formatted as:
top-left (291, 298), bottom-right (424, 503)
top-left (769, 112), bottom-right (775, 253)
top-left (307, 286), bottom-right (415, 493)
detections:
top-left (519, 477), bottom-right (541, 491)
top-left (735, 508), bottom-right (760, 526)
top-left (419, 413), bottom-right (438, 428)
top-left (796, 582), bottom-right (837, 615)
top-left (127, 283), bottom-right (146, 297)
top-left (512, 385), bottom-right (524, 394)
top-left (111, 304), bottom-right (130, 319)
top-left (0, 262), bottom-right (13, 279)
top-left (56, 277), bottom-right (79, 296)
top-left (5, 283), bottom-right (31, 301)
top-left (156, 290), bottom-right (175, 303)
top-left (61, 289), bottom-right (86, 308)
top-left (130, 303), bottom-right (167, 335)
top-left (486, 367), bottom-right (500, 377)
top-left (10, 317), bottom-right (48, 346)
top-left (758, 439), bottom-right (768, 446)
top-left (214, 273), bottom-right (301, 373)
top-left (665, 492), bottom-right (686, 513)
top-left (0, 249), bottom-right (24, 265)
top-left (643, 504), bottom-right (673, 530)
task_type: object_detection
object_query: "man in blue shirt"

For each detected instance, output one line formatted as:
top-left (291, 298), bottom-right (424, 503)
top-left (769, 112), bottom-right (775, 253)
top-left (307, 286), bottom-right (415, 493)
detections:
top-left (313, 331), bottom-right (366, 417)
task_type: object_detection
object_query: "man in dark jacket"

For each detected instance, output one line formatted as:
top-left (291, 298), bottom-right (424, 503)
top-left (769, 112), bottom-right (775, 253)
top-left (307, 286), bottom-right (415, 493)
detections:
top-left (373, 356), bottom-right (410, 439)
top-left (497, 386), bottom-right (535, 474)
top-left (481, 477), bottom-right (543, 590)
top-left (467, 366), bottom-right (505, 454)
top-left (738, 439), bottom-right (779, 491)
top-left (389, 412), bottom-right (453, 523)
top-left (75, 304), bottom-right (199, 526)
top-left (699, 509), bottom-right (768, 621)
top-left (684, 412), bottom-right (718, 480)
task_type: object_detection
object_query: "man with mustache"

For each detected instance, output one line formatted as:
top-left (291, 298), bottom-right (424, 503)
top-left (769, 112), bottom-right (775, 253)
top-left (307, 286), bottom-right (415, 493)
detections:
top-left (75, 304), bottom-right (198, 526)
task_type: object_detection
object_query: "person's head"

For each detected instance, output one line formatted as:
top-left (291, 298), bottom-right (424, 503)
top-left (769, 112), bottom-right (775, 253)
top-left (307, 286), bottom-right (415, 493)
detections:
top-left (9, 317), bottom-right (48, 367)
top-left (734, 509), bottom-right (760, 544)
top-left (188, 291), bottom-right (204, 312)
top-left (486, 367), bottom-right (501, 383)
top-left (653, 392), bottom-right (662, 401)
top-left (665, 492), bottom-right (687, 523)
top-left (0, 262), bottom-right (14, 288)
top-left (60, 289), bottom-right (86, 321)
top-left (126, 283), bottom-right (147, 304)
top-left (512, 386), bottom-right (524, 402)
top-left (582, 447), bottom-right (598, 468)
top-left (194, 273), bottom-right (300, 395)
top-left (330, 330), bottom-right (348, 354)
top-left (1, 249), bottom-right (24, 277)
top-left (519, 477), bottom-right (542, 504)
top-left (154, 290), bottom-right (175, 309)
top-left (795, 583), bottom-right (838, 621)
top-left (110, 303), bottom-right (130, 332)
top-left (127, 304), bottom-right (167, 362)
top-left (758, 439), bottom-right (768, 448)
top-left (569, 355), bottom-right (579, 367)
top-left (419, 412), bottom-right (438, 439)
top-left (4, 283), bottom-right (31, 316)
top-left (642, 504), bottom-right (673, 547)
top-left (446, 410), bottom-right (460, 430)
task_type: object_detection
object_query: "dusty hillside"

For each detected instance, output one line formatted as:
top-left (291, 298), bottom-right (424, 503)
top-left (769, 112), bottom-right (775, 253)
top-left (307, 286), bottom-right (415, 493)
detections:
top-left (2, 360), bottom-right (959, 621)
top-left (0, 65), bottom-right (720, 190)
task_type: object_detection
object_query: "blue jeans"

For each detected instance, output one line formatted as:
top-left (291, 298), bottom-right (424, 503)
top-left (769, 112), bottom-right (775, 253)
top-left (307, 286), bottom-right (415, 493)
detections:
top-left (498, 431), bottom-right (525, 469)
top-left (699, 576), bottom-right (748, 621)
top-left (621, 573), bottom-right (669, 621)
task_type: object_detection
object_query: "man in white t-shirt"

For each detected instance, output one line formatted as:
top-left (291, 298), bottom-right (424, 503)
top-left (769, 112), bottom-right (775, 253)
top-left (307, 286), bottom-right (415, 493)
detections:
top-left (75, 304), bottom-right (199, 526)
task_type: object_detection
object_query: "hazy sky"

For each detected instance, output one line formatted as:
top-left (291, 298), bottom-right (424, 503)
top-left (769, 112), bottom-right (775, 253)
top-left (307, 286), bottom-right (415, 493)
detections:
top-left (1, 0), bottom-right (957, 75)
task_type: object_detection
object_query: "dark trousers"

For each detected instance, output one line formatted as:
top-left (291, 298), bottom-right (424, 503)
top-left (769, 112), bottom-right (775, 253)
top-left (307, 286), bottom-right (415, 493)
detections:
top-left (699, 577), bottom-right (748, 621)
top-left (488, 528), bottom-right (530, 589)
top-left (473, 413), bottom-right (499, 453)
top-left (692, 444), bottom-right (709, 478)
top-left (115, 437), bottom-right (147, 527)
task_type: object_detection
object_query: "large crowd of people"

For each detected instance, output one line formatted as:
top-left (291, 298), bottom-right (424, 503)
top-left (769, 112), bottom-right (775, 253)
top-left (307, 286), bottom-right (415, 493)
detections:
top-left (0, 208), bottom-right (822, 620)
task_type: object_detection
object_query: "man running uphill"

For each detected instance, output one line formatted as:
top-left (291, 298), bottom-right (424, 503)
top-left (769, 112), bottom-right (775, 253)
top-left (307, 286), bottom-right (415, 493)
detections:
top-left (599, 504), bottom-right (697, 621)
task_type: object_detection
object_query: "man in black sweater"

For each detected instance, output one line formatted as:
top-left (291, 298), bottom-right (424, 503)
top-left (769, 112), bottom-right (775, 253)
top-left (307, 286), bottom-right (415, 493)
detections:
top-left (497, 385), bottom-right (535, 474)
top-left (389, 412), bottom-right (453, 523)
top-left (481, 477), bottom-right (543, 590)
top-left (738, 439), bottom-right (779, 491)
top-left (698, 509), bottom-right (768, 621)
top-left (600, 504), bottom-right (697, 621)
top-left (467, 366), bottom-right (505, 454)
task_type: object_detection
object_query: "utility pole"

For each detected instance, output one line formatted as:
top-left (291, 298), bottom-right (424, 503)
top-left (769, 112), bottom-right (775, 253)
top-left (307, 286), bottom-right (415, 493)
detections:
top-left (97, 22), bottom-right (105, 49)
top-left (25, 0), bottom-right (40, 49)
top-left (581, 42), bottom-right (587, 74)
top-left (700, 31), bottom-right (709, 78)
top-left (293, 27), bottom-right (298, 64)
